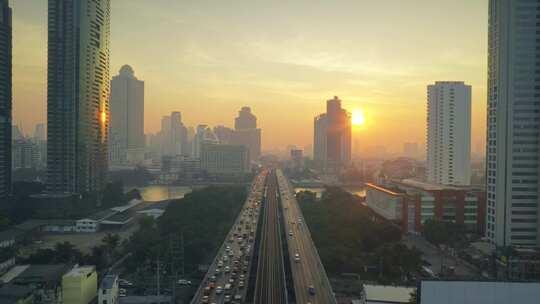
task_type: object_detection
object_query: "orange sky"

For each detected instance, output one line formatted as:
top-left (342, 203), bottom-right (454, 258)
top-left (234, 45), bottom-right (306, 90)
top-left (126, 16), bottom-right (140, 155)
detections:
top-left (10, 0), bottom-right (487, 157)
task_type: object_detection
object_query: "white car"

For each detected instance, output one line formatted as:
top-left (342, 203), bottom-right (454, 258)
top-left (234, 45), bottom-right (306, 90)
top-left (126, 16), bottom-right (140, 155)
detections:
top-left (294, 253), bottom-right (300, 262)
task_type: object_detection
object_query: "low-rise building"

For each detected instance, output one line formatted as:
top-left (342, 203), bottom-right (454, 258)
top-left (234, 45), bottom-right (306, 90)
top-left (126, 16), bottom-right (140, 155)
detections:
top-left (200, 143), bottom-right (249, 176)
top-left (365, 179), bottom-right (485, 234)
top-left (62, 266), bottom-right (97, 304)
top-left (99, 274), bottom-right (119, 304)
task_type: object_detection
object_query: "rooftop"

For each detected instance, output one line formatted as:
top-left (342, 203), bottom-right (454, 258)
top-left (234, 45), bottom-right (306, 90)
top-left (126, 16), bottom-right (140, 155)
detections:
top-left (364, 284), bottom-right (415, 304)
top-left (64, 266), bottom-right (95, 278)
top-left (397, 179), bottom-right (471, 191)
top-left (365, 183), bottom-right (406, 196)
top-left (13, 264), bottom-right (72, 286)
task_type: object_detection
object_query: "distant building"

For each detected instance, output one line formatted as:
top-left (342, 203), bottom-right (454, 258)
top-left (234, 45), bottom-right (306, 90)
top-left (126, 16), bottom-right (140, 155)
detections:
top-left (313, 96), bottom-right (351, 170)
top-left (230, 107), bottom-right (261, 162)
top-left (99, 274), bottom-right (119, 304)
top-left (158, 112), bottom-right (189, 158)
top-left (47, 0), bottom-right (111, 196)
top-left (62, 266), bottom-right (97, 304)
top-left (486, 0), bottom-right (540, 248)
top-left (403, 142), bottom-right (419, 159)
top-left (235, 106), bottom-right (257, 130)
top-left (109, 65), bottom-right (145, 166)
top-left (192, 124), bottom-right (218, 158)
top-left (0, 0), bottom-right (11, 200)
top-left (12, 138), bottom-right (39, 169)
top-left (200, 143), bottom-right (249, 176)
top-left (426, 81), bottom-right (471, 186)
top-left (290, 149), bottom-right (304, 169)
top-left (365, 179), bottom-right (485, 233)
top-left (214, 125), bottom-right (234, 144)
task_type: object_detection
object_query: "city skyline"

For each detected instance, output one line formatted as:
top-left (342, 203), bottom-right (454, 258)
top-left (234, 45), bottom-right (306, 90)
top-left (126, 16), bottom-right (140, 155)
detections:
top-left (9, 0), bottom-right (487, 153)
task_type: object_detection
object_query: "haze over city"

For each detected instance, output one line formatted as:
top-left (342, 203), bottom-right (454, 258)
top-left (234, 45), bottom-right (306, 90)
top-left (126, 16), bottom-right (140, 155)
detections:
top-left (3, 0), bottom-right (540, 303)
top-left (11, 0), bottom-right (487, 155)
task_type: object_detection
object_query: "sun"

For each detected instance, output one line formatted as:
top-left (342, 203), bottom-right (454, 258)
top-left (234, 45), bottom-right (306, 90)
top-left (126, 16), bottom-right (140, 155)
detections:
top-left (351, 109), bottom-right (366, 126)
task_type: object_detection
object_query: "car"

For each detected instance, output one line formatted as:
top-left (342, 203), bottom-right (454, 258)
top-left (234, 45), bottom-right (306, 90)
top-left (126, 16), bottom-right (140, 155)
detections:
top-left (224, 295), bottom-right (231, 303)
top-left (294, 253), bottom-right (300, 262)
top-left (238, 280), bottom-right (245, 288)
top-left (289, 230), bottom-right (293, 236)
top-left (308, 285), bottom-right (316, 295)
top-left (216, 286), bottom-right (223, 294)
top-left (177, 279), bottom-right (192, 286)
top-left (225, 266), bottom-right (230, 273)
top-left (202, 295), bottom-right (209, 303)
top-left (209, 275), bottom-right (217, 282)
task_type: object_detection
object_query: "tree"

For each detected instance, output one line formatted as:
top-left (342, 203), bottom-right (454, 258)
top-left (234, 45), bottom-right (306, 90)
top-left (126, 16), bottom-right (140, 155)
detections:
top-left (423, 219), bottom-right (451, 246)
top-left (102, 181), bottom-right (125, 207)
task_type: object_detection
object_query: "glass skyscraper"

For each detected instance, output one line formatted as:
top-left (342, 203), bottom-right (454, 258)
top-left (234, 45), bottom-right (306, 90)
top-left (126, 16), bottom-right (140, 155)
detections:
top-left (47, 0), bottom-right (111, 196)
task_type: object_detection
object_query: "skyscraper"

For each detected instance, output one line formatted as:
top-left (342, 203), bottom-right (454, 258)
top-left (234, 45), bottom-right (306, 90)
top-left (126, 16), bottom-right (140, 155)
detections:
top-left (426, 81), bottom-right (471, 186)
top-left (313, 96), bottom-right (351, 169)
top-left (0, 0), bottom-right (11, 200)
top-left (235, 106), bottom-right (257, 130)
top-left (47, 0), bottom-right (111, 195)
top-left (109, 65), bottom-right (144, 165)
top-left (230, 106), bottom-right (261, 162)
top-left (486, 0), bottom-right (540, 247)
top-left (313, 114), bottom-right (327, 162)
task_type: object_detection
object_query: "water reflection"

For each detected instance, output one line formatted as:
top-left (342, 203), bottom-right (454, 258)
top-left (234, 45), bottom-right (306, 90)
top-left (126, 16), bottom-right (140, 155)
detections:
top-left (137, 186), bottom-right (193, 202)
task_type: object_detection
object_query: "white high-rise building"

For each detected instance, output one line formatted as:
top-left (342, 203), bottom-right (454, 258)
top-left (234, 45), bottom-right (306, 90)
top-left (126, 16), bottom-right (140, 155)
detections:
top-left (426, 81), bottom-right (471, 186)
top-left (486, 0), bottom-right (540, 247)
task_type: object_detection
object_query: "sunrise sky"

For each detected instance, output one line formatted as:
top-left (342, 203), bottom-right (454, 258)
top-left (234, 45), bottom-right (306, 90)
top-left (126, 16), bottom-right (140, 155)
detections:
top-left (10, 0), bottom-right (487, 156)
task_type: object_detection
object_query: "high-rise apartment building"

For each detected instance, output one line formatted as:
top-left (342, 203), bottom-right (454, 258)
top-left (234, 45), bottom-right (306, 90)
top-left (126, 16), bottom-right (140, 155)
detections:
top-left (0, 0), bottom-right (11, 200)
top-left (313, 96), bottom-right (351, 169)
top-left (486, 0), bottom-right (540, 247)
top-left (47, 0), bottom-right (111, 195)
top-left (426, 82), bottom-right (471, 186)
top-left (109, 65), bottom-right (144, 165)
top-left (230, 106), bottom-right (261, 162)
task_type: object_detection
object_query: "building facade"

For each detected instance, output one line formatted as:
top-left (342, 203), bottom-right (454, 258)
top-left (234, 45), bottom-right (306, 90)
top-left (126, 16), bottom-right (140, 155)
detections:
top-left (47, 0), bottom-right (111, 196)
top-left (365, 180), bottom-right (485, 234)
top-left (0, 0), bottom-right (11, 200)
top-left (109, 65), bottom-right (144, 166)
top-left (62, 266), bottom-right (98, 304)
top-left (231, 106), bottom-right (261, 162)
top-left (486, 0), bottom-right (540, 247)
top-left (313, 97), bottom-right (351, 169)
top-left (426, 81), bottom-right (471, 186)
top-left (200, 143), bottom-right (249, 175)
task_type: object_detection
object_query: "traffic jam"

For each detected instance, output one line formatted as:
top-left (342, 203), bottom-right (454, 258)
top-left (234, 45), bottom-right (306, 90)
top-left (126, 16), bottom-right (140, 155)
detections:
top-left (197, 170), bottom-right (267, 304)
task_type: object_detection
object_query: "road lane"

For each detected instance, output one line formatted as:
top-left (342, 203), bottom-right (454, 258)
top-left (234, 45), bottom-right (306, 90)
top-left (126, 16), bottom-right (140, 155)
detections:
top-left (190, 171), bottom-right (268, 304)
top-left (277, 169), bottom-right (337, 304)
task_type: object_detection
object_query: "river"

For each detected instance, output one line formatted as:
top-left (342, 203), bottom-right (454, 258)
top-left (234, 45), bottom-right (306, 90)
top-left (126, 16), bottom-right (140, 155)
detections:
top-left (294, 186), bottom-right (366, 199)
top-left (136, 185), bottom-right (193, 202)
top-left (132, 184), bottom-right (365, 202)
